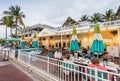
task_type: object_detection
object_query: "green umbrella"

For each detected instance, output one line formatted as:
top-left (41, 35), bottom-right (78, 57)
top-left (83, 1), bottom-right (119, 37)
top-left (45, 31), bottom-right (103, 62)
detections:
top-left (32, 41), bottom-right (39, 48)
top-left (69, 28), bottom-right (80, 51)
top-left (5, 41), bottom-right (9, 46)
top-left (20, 41), bottom-right (26, 48)
top-left (90, 24), bottom-right (104, 54)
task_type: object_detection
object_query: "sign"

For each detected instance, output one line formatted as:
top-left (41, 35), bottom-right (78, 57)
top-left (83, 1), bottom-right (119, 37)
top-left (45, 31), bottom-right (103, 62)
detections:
top-left (107, 46), bottom-right (119, 57)
top-left (2, 47), bottom-right (11, 52)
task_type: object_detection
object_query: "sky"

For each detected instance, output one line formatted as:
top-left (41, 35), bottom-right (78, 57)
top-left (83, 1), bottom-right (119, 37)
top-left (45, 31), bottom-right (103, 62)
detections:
top-left (0, 0), bottom-right (120, 38)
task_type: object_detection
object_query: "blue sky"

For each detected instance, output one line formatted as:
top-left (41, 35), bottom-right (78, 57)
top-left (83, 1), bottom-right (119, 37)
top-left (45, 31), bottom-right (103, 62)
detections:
top-left (0, 0), bottom-right (120, 38)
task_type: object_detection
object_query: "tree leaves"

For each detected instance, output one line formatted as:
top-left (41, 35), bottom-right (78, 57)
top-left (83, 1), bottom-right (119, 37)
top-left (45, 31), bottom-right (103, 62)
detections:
top-left (3, 5), bottom-right (26, 27)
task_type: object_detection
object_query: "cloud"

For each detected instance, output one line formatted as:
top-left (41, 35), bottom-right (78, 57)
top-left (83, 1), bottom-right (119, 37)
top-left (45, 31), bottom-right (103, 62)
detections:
top-left (0, 0), bottom-right (120, 27)
top-left (22, 0), bottom-right (119, 27)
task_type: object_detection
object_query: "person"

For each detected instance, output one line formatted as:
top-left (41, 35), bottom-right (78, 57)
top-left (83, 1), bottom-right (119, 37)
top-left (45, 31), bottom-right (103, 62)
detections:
top-left (86, 45), bottom-right (90, 51)
top-left (85, 57), bottom-right (112, 81)
top-left (63, 54), bottom-right (74, 75)
top-left (84, 50), bottom-right (94, 59)
top-left (0, 44), bottom-right (4, 51)
top-left (74, 51), bottom-right (78, 58)
top-left (62, 47), bottom-right (65, 51)
top-left (70, 54), bottom-right (75, 61)
top-left (64, 54), bottom-right (72, 62)
top-left (82, 48), bottom-right (87, 54)
top-left (48, 45), bottom-right (51, 51)
top-left (71, 50), bottom-right (74, 56)
top-left (102, 52), bottom-right (111, 59)
top-left (54, 50), bottom-right (62, 59)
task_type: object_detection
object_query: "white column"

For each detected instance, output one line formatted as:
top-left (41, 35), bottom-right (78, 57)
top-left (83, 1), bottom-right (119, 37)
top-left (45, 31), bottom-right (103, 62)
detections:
top-left (118, 27), bottom-right (120, 65)
top-left (60, 27), bottom-right (63, 51)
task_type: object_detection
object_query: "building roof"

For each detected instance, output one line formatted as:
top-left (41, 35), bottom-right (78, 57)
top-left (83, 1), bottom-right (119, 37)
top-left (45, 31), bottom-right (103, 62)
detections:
top-left (17, 23), bottom-right (55, 32)
top-left (62, 17), bottom-right (78, 27)
top-left (28, 23), bottom-right (55, 30)
top-left (38, 28), bottom-right (58, 37)
top-left (116, 6), bottom-right (120, 15)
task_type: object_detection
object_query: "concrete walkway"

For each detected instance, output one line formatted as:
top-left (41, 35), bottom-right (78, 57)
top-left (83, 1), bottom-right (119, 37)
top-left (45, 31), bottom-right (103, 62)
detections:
top-left (0, 64), bottom-right (33, 81)
top-left (0, 55), bottom-right (42, 81)
top-left (0, 53), bottom-right (54, 81)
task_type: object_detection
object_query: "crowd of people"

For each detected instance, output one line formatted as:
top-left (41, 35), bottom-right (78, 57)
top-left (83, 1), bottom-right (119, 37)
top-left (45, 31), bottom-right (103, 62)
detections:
top-left (0, 41), bottom-right (118, 80)
top-left (51, 45), bottom-right (115, 81)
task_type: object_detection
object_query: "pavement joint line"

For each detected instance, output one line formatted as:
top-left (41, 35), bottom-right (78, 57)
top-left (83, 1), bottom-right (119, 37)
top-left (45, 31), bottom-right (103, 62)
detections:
top-left (10, 59), bottom-right (55, 81)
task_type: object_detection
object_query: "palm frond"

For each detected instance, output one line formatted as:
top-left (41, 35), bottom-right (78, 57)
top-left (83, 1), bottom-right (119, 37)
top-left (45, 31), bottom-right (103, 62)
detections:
top-left (103, 9), bottom-right (115, 21)
top-left (3, 5), bottom-right (26, 27)
top-left (3, 11), bottom-right (12, 15)
top-left (18, 17), bottom-right (25, 27)
top-left (80, 15), bottom-right (89, 21)
top-left (90, 13), bottom-right (103, 23)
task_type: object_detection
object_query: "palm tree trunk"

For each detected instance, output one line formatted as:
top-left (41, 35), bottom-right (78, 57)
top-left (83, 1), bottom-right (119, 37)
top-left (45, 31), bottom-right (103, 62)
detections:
top-left (15, 17), bottom-right (18, 38)
top-left (5, 26), bottom-right (7, 39)
top-left (10, 28), bottom-right (12, 37)
top-left (15, 27), bottom-right (17, 38)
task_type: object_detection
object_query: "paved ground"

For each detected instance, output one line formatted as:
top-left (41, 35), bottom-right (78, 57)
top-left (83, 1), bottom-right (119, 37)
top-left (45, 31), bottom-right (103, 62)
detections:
top-left (0, 50), bottom-right (119, 81)
top-left (0, 54), bottom-right (3, 62)
top-left (0, 54), bottom-right (42, 81)
top-left (0, 64), bottom-right (33, 81)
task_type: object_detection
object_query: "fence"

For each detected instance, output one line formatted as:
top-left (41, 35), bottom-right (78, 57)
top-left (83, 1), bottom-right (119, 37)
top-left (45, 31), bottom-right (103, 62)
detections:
top-left (18, 51), bottom-right (120, 81)
top-left (61, 20), bottom-right (120, 29)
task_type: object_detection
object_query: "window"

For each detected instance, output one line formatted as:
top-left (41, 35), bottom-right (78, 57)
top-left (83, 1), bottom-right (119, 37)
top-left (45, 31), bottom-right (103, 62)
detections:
top-left (50, 36), bottom-right (53, 39)
top-left (43, 38), bottom-right (46, 40)
top-left (66, 35), bottom-right (70, 38)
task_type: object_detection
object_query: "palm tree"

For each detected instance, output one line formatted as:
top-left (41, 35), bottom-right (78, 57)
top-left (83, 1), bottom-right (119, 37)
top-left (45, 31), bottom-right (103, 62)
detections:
top-left (111, 14), bottom-right (118, 21)
top-left (103, 9), bottom-right (114, 21)
top-left (3, 5), bottom-right (25, 38)
top-left (79, 15), bottom-right (89, 21)
top-left (0, 16), bottom-right (14, 38)
top-left (90, 13), bottom-right (103, 23)
top-left (9, 20), bottom-right (16, 38)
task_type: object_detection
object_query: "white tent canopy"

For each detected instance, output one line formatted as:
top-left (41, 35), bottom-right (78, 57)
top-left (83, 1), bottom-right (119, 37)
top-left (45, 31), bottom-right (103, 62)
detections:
top-left (38, 28), bottom-right (58, 37)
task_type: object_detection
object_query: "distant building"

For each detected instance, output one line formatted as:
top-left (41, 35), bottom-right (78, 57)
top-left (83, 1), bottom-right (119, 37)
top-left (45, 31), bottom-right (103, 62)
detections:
top-left (17, 23), bottom-right (55, 38)
top-left (62, 17), bottom-right (78, 27)
top-left (17, 9), bottom-right (120, 49)
top-left (116, 6), bottom-right (120, 19)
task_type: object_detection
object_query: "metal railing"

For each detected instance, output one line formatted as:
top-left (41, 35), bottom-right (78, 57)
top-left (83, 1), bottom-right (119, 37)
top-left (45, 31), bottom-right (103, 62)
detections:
top-left (18, 30), bottom-right (39, 36)
top-left (18, 52), bottom-right (120, 81)
top-left (61, 20), bottom-right (120, 30)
